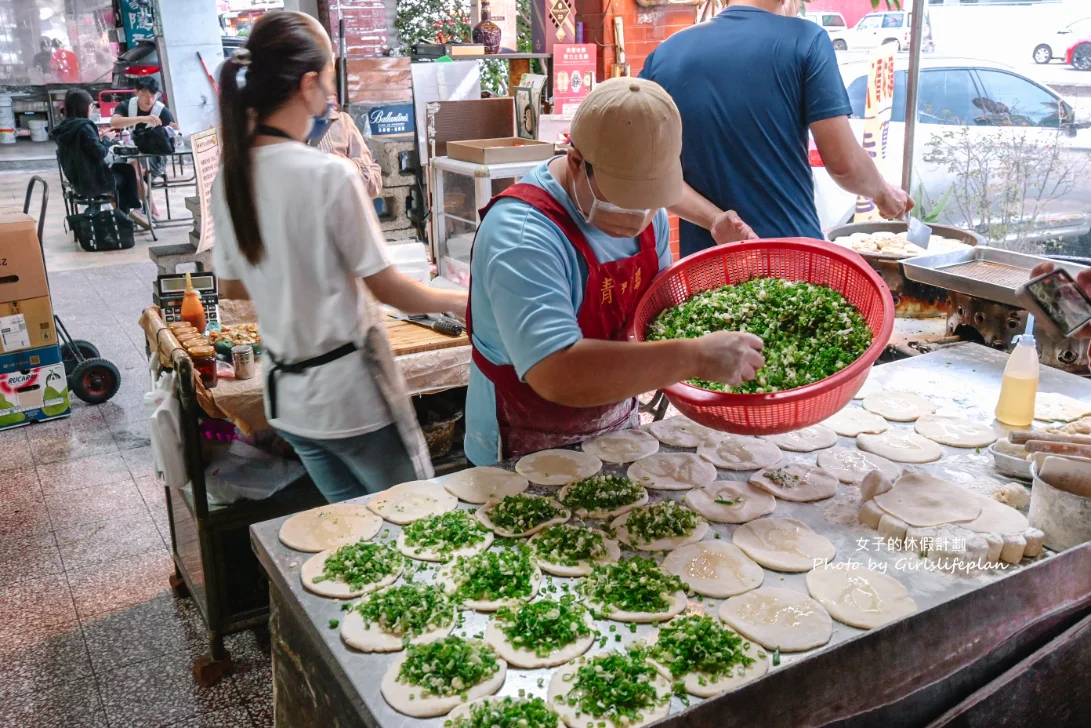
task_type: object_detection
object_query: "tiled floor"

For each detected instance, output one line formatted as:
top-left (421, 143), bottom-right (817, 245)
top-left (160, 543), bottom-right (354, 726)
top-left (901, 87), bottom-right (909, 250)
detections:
top-left (0, 262), bottom-right (273, 728)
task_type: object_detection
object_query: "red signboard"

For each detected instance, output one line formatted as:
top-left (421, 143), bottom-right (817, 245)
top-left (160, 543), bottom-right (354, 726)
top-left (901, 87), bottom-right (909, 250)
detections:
top-left (553, 44), bottom-right (597, 116)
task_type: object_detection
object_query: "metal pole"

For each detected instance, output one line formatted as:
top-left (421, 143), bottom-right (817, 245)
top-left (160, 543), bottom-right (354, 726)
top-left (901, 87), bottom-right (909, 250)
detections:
top-left (337, 0), bottom-right (347, 107)
top-left (900, 0), bottom-right (928, 195)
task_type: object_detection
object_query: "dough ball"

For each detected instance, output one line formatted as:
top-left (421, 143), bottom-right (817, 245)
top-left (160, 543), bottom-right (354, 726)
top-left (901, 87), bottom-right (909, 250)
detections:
top-left (993, 483), bottom-right (1030, 510)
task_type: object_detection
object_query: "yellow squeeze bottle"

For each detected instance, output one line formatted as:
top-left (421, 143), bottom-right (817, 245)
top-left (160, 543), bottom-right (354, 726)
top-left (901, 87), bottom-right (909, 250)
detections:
top-left (995, 328), bottom-right (1039, 428)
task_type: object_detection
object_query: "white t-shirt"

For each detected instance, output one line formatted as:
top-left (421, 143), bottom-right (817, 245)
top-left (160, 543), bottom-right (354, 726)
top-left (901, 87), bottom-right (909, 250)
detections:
top-left (212, 142), bottom-right (393, 439)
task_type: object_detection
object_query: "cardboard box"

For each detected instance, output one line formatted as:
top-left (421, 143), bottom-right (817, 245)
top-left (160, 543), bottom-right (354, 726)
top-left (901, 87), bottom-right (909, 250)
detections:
top-left (0, 344), bottom-right (70, 430)
top-left (446, 138), bottom-right (556, 165)
top-left (0, 296), bottom-right (57, 354)
top-left (0, 212), bottom-right (49, 304)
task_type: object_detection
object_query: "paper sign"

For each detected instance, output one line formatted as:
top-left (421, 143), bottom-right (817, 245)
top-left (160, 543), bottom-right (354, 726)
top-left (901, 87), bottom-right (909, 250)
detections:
top-left (0, 314), bottom-right (29, 352)
top-left (854, 44), bottom-right (896, 222)
top-left (191, 129), bottom-right (220, 254)
top-left (553, 44), bottom-right (597, 116)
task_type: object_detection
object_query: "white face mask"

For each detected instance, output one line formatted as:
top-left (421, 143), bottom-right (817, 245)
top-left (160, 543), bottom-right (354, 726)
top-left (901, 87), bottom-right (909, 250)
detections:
top-left (576, 164), bottom-right (653, 238)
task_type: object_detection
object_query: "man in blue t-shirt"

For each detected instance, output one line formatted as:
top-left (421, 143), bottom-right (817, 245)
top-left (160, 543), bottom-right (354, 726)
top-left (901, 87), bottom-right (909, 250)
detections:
top-left (641, 0), bottom-right (913, 258)
top-left (464, 78), bottom-right (765, 465)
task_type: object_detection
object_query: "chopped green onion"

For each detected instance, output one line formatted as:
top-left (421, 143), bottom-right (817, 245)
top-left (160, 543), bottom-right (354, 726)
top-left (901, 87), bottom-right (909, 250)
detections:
top-left (314, 541), bottom-right (403, 590)
top-left (397, 636), bottom-right (500, 697)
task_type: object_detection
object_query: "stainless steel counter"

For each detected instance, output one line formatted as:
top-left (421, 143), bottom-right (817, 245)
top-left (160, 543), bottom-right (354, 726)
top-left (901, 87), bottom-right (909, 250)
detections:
top-left (250, 343), bottom-right (1091, 728)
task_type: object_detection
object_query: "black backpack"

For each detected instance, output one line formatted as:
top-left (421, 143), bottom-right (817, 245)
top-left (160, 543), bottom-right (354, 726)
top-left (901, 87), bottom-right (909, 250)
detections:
top-left (133, 125), bottom-right (175, 155)
top-left (66, 208), bottom-right (136, 252)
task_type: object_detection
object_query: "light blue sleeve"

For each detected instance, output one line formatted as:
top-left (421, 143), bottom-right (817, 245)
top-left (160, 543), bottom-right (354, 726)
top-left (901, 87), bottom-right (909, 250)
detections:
top-left (653, 209), bottom-right (673, 271)
top-left (478, 203), bottom-right (584, 380)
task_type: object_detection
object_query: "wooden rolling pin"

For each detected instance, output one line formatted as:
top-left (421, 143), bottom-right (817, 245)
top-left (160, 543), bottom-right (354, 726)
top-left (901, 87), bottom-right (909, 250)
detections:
top-left (1009, 430), bottom-right (1091, 447)
top-left (1024, 440), bottom-right (1091, 459)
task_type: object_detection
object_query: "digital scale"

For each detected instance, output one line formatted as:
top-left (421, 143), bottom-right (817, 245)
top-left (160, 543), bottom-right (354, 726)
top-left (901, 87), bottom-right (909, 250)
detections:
top-left (154, 273), bottom-right (220, 325)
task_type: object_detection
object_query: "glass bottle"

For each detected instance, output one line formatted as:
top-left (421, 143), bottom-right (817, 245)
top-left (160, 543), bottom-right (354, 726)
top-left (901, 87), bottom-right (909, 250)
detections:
top-left (472, 0), bottom-right (502, 54)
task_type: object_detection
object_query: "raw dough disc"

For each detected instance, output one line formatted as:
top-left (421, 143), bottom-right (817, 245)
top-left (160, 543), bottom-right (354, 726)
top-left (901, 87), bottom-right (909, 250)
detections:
top-left (698, 434), bottom-right (782, 471)
top-left (341, 602), bottom-right (455, 653)
top-left (442, 467), bottom-right (529, 504)
top-left (719, 587), bottom-right (833, 652)
top-left (759, 425), bottom-right (838, 453)
top-left (435, 561), bottom-right (544, 612)
top-left (380, 648), bottom-right (507, 718)
top-left (684, 481), bottom-right (776, 524)
top-left (611, 507), bottom-right (710, 552)
top-left (396, 528), bottom-right (494, 563)
top-left (914, 415), bottom-right (997, 448)
top-left (732, 517), bottom-right (836, 572)
top-left (821, 408), bottom-right (889, 437)
top-left (873, 473), bottom-right (982, 527)
top-left (445, 697), bottom-right (563, 728)
top-left (863, 392), bottom-right (937, 422)
top-left (857, 431), bottom-right (943, 464)
top-left (581, 430), bottom-right (660, 464)
top-left (749, 464), bottom-right (839, 502)
top-left (279, 503), bottom-right (382, 553)
top-left (516, 450), bottom-right (602, 486)
top-left (475, 496), bottom-right (571, 538)
top-left (627, 453), bottom-right (717, 491)
top-left (1035, 392), bottom-right (1091, 422)
top-left (485, 610), bottom-right (596, 668)
top-left (853, 378), bottom-right (881, 400)
top-left (300, 548), bottom-right (402, 599)
top-left (585, 590), bottom-right (689, 623)
top-left (556, 480), bottom-right (648, 520)
top-left (530, 528), bottom-right (622, 577)
top-left (548, 654), bottom-right (672, 728)
top-left (816, 447), bottom-right (903, 485)
top-left (661, 541), bottom-right (764, 598)
top-left (805, 566), bottom-right (918, 630)
top-left (647, 416), bottom-right (713, 448)
top-left (367, 481), bottom-right (458, 525)
top-left (961, 493), bottom-right (1029, 536)
top-left (647, 631), bottom-right (769, 698)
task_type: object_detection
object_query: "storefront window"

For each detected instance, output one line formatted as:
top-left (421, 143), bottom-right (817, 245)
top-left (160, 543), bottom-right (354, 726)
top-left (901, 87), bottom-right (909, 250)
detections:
top-left (0, 0), bottom-right (119, 85)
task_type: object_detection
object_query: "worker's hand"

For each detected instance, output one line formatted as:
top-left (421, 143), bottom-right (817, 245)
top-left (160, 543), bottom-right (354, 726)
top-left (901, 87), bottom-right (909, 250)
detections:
top-left (143, 115), bottom-right (162, 127)
top-left (874, 184), bottom-right (915, 220)
top-left (692, 331), bottom-right (765, 387)
top-left (711, 210), bottom-right (757, 245)
top-left (1030, 262), bottom-right (1091, 338)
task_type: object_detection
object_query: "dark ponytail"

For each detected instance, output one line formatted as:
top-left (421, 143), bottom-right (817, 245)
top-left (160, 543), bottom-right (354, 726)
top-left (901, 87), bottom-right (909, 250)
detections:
top-left (218, 11), bottom-right (330, 265)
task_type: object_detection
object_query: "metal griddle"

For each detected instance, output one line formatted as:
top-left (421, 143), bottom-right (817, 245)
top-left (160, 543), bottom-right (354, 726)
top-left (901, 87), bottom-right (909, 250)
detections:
top-left (250, 344), bottom-right (1091, 728)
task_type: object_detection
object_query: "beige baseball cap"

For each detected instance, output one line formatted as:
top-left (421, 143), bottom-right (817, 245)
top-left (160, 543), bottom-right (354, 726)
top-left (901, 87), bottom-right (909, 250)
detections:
top-left (569, 77), bottom-right (683, 210)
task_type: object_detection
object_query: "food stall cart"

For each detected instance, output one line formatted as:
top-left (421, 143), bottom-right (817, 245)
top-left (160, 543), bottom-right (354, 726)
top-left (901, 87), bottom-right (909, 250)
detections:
top-left (250, 344), bottom-right (1091, 727)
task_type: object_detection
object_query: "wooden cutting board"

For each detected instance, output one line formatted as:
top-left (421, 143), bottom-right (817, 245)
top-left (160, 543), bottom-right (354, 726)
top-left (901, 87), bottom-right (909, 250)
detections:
top-left (385, 318), bottom-right (469, 356)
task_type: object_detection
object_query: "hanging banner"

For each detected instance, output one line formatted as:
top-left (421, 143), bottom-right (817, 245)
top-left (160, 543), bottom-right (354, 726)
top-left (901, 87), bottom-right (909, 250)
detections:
top-left (553, 44), bottom-right (596, 117)
top-left (191, 129), bottom-right (221, 254)
top-left (853, 43), bottom-right (896, 222)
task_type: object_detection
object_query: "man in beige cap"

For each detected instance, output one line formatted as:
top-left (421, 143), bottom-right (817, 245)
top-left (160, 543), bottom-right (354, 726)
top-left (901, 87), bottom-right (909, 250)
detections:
top-left (463, 77), bottom-right (766, 465)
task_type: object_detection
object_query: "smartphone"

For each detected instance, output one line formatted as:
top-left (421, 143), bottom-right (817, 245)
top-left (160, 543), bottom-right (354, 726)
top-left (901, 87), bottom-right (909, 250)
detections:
top-left (1018, 268), bottom-right (1091, 338)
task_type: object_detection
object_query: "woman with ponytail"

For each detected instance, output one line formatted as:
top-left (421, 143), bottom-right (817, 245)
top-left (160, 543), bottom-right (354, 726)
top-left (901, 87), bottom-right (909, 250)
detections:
top-left (211, 11), bottom-right (467, 501)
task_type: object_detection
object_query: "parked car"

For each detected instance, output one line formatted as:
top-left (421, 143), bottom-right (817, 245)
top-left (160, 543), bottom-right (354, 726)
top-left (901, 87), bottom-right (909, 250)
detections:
top-left (1033, 17), bottom-right (1091, 64)
top-left (827, 11), bottom-right (933, 52)
top-left (813, 57), bottom-right (1091, 243)
top-left (804, 11), bottom-right (848, 34)
top-left (1066, 38), bottom-right (1091, 70)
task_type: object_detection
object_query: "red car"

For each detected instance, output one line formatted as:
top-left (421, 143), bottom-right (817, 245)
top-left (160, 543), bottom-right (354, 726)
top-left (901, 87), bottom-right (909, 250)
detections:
top-left (1066, 38), bottom-right (1091, 70)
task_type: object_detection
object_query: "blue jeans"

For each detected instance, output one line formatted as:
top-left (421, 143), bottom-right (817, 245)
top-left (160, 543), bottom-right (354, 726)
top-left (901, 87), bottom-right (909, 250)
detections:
top-left (278, 425), bottom-right (418, 503)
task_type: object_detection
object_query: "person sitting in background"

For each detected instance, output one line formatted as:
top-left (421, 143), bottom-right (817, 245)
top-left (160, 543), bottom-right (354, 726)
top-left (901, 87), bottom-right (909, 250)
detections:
top-left (52, 90), bottom-right (145, 225)
top-left (32, 38), bottom-right (54, 78)
top-left (312, 99), bottom-right (383, 198)
top-left (110, 76), bottom-right (177, 220)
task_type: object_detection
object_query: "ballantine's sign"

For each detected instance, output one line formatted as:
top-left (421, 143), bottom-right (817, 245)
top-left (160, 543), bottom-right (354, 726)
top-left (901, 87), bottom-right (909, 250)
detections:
top-left (368, 104), bottom-right (415, 136)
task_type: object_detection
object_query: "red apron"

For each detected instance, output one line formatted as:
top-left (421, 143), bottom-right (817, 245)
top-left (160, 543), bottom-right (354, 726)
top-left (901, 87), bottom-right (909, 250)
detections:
top-left (467, 182), bottom-right (660, 460)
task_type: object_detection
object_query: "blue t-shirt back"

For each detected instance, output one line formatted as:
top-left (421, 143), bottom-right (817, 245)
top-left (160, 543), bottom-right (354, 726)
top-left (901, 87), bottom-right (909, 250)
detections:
top-left (641, 7), bottom-right (852, 257)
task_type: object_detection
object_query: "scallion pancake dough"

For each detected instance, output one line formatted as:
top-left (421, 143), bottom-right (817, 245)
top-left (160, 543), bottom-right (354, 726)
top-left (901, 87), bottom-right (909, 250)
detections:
top-left (698, 434), bottom-right (782, 471)
top-left (548, 654), bottom-right (672, 728)
top-left (530, 528), bottom-right (622, 577)
top-left (485, 611), bottom-right (596, 668)
top-left (395, 528), bottom-right (494, 562)
top-left (661, 541), bottom-right (764, 598)
top-left (580, 430), bottom-right (660, 464)
top-left (821, 408), bottom-right (889, 437)
top-left (516, 449), bottom-right (602, 486)
top-left (435, 562), bottom-right (544, 612)
top-left (380, 649), bottom-right (507, 718)
top-left (626, 453), bottom-right (717, 491)
top-left (857, 431), bottom-right (943, 464)
top-left (863, 392), bottom-right (937, 422)
top-left (913, 414), bottom-right (998, 448)
top-left (586, 590), bottom-right (689, 623)
top-left (476, 496), bottom-right (571, 538)
top-left (367, 480), bottom-right (458, 525)
top-left (872, 473), bottom-right (982, 527)
top-left (719, 586), bottom-right (833, 652)
top-left (300, 548), bottom-right (402, 599)
top-left (647, 630), bottom-right (769, 697)
top-left (684, 481), bottom-right (776, 524)
top-left (816, 447), bottom-right (903, 485)
top-left (961, 493), bottom-right (1029, 536)
top-left (446, 698), bottom-right (563, 728)
top-left (732, 517), bottom-right (836, 572)
top-left (556, 483), bottom-right (648, 520)
top-left (341, 604), bottom-right (455, 652)
top-left (611, 508), bottom-right (710, 552)
top-left (1034, 392), bottom-right (1091, 422)
top-left (759, 425), bottom-right (838, 453)
top-left (805, 566), bottom-right (918, 630)
top-left (442, 467), bottom-right (529, 504)
top-left (647, 416), bottom-right (713, 448)
top-left (278, 503), bottom-right (382, 553)
top-left (749, 464), bottom-right (838, 502)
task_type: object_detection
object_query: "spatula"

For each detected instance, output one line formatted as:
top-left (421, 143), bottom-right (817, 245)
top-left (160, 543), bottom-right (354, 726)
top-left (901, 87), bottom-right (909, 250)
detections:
top-left (906, 215), bottom-right (932, 249)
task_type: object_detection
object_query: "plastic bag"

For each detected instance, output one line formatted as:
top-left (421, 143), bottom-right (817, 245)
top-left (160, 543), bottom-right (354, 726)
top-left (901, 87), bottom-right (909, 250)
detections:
top-left (201, 439), bottom-right (305, 504)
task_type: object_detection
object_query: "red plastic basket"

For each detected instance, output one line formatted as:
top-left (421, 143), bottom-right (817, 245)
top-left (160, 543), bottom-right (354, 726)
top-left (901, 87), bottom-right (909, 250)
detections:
top-left (627, 238), bottom-right (895, 435)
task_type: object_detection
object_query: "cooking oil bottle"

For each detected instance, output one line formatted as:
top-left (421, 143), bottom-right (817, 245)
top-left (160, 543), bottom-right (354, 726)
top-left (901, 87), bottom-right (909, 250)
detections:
top-left (995, 322), bottom-right (1039, 427)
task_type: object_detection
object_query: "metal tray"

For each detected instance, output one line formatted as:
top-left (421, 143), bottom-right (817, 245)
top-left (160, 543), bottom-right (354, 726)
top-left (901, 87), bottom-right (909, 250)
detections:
top-left (902, 247), bottom-right (1088, 307)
